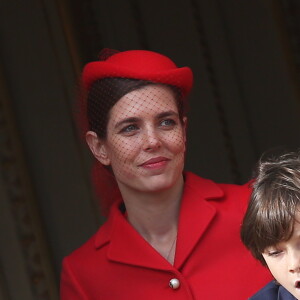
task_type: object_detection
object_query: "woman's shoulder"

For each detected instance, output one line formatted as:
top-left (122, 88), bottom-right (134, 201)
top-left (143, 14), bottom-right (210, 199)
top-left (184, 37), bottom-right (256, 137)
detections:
top-left (63, 201), bottom-right (123, 265)
top-left (63, 231), bottom-right (101, 263)
top-left (183, 171), bottom-right (252, 213)
top-left (184, 171), bottom-right (251, 198)
top-left (63, 214), bottom-right (113, 263)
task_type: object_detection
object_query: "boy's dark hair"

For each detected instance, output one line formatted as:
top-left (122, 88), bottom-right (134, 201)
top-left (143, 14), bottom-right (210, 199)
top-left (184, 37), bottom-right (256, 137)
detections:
top-left (241, 151), bottom-right (300, 265)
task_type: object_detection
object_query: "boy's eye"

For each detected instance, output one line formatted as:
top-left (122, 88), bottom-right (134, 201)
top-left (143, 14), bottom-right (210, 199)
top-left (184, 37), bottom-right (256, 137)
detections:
top-left (266, 249), bottom-right (283, 257)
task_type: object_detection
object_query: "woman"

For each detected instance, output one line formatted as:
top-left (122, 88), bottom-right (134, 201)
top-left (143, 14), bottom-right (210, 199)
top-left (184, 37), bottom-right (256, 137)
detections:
top-left (60, 49), bottom-right (271, 299)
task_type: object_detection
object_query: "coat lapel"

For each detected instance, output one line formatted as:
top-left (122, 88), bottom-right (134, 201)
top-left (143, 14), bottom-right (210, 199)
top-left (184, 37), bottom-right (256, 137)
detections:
top-left (175, 173), bottom-right (224, 269)
top-left (94, 172), bottom-right (224, 271)
top-left (106, 207), bottom-right (174, 270)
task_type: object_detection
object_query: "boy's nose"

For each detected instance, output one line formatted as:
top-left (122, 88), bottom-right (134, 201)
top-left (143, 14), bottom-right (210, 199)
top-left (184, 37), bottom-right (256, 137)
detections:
top-left (288, 252), bottom-right (300, 273)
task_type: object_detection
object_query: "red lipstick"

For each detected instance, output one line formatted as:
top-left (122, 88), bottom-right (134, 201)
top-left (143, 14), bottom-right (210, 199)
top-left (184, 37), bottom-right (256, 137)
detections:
top-left (139, 157), bottom-right (170, 169)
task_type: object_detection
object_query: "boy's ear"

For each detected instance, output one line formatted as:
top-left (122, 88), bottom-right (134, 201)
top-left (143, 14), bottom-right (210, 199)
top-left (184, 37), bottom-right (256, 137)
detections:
top-left (85, 131), bottom-right (110, 165)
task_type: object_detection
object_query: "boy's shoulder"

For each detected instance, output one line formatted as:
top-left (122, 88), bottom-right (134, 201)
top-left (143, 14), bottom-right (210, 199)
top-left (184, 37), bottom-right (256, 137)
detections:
top-left (249, 281), bottom-right (296, 300)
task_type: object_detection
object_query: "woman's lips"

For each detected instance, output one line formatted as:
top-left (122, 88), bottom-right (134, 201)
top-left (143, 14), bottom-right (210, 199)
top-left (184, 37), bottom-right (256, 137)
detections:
top-left (139, 157), bottom-right (170, 169)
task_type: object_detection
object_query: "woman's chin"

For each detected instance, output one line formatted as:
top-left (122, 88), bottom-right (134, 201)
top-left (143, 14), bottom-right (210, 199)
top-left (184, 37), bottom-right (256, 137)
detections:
top-left (118, 172), bottom-right (182, 194)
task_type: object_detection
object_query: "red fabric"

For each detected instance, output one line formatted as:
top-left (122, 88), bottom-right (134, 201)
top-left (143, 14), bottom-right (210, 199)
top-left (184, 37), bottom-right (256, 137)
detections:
top-left (82, 50), bottom-right (193, 97)
top-left (60, 172), bottom-right (272, 300)
top-left (91, 163), bottom-right (121, 216)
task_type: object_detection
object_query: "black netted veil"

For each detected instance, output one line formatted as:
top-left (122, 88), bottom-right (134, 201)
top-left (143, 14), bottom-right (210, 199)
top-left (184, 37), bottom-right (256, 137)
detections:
top-left (78, 49), bottom-right (193, 216)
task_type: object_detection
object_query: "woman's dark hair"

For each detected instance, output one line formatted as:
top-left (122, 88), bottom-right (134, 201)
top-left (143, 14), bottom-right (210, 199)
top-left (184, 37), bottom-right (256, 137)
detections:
top-left (86, 77), bottom-right (185, 139)
top-left (241, 151), bottom-right (300, 265)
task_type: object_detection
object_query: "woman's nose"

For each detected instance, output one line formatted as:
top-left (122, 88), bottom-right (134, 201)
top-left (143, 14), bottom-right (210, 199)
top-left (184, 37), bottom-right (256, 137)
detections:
top-left (288, 251), bottom-right (300, 273)
top-left (142, 127), bottom-right (161, 151)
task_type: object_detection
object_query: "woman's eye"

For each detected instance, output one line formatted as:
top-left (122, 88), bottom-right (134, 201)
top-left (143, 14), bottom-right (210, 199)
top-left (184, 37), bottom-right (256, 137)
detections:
top-left (160, 119), bottom-right (176, 127)
top-left (119, 124), bottom-right (139, 134)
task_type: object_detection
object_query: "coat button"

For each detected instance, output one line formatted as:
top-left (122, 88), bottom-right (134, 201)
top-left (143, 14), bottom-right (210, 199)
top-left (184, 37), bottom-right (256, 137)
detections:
top-left (169, 278), bottom-right (180, 289)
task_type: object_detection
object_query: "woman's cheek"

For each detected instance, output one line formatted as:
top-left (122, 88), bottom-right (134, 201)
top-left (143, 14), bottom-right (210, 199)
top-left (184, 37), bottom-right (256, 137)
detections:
top-left (164, 132), bottom-right (186, 153)
top-left (112, 137), bottom-right (141, 165)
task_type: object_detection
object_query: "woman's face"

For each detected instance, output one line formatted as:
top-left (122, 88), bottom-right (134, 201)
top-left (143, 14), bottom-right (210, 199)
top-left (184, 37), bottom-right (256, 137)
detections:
top-left (95, 84), bottom-right (186, 193)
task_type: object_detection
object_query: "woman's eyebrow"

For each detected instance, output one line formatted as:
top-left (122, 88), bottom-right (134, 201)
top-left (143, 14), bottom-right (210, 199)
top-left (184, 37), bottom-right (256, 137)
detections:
top-left (114, 117), bottom-right (140, 128)
top-left (156, 111), bottom-right (179, 119)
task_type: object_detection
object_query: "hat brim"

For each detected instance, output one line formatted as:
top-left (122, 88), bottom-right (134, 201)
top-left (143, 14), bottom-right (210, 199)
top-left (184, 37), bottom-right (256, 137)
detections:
top-left (82, 62), bottom-right (193, 97)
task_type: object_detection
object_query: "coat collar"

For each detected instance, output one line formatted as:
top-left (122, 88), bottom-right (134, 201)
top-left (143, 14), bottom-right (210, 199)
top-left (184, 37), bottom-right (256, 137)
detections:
top-left (94, 172), bottom-right (224, 270)
top-left (175, 172), bottom-right (223, 269)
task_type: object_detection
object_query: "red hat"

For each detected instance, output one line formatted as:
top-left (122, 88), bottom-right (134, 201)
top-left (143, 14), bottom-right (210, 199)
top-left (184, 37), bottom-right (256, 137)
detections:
top-left (82, 49), bottom-right (193, 97)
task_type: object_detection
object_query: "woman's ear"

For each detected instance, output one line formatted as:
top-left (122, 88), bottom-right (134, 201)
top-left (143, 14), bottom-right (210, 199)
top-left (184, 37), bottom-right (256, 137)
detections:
top-left (182, 117), bottom-right (188, 143)
top-left (85, 131), bottom-right (110, 165)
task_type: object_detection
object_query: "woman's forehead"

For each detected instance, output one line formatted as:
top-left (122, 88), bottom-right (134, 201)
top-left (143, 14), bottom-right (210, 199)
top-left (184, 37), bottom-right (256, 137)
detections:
top-left (110, 85), bottom-right (178, 119)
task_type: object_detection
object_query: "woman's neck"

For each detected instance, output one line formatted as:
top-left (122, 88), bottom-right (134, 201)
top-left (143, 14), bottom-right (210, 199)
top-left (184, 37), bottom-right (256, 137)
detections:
top-left (118, 175), bottom-right (184, 241)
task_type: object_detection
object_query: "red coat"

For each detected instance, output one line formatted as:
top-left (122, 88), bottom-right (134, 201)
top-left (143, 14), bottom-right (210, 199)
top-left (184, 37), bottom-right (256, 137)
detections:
top-left (60, 172), bottom-right (272, 299)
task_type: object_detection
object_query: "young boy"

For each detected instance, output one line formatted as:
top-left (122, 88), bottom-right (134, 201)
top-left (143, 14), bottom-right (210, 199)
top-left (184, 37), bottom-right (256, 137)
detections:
top-left (241, 151), bottom-right (300, 300)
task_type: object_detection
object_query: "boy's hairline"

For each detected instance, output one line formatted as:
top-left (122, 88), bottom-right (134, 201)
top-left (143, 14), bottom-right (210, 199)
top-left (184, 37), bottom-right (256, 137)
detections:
top-left (241, 151), bottom-right (300, 266)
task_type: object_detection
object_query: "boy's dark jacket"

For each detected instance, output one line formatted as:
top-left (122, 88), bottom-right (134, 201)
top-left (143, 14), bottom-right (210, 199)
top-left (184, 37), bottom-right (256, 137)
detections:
top-left (250, 281), bottom-right (297, 300)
